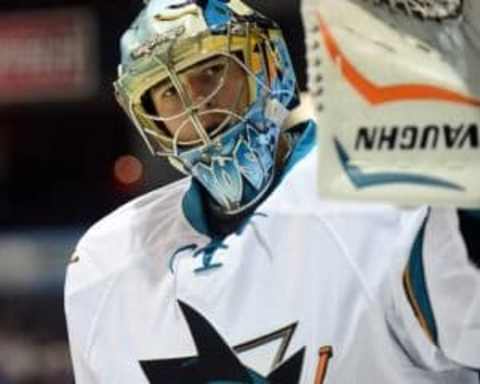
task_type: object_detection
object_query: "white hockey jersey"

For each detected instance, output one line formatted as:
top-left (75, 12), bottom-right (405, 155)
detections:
top-left (65, 124), bottom-right (480, 383)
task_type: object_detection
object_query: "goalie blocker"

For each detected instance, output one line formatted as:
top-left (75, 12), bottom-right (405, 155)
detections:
top-left (302, 0), bottom-right (480, 208)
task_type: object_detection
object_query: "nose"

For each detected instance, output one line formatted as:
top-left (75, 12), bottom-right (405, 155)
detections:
top-left (185, 73), bottom-right (210, 104)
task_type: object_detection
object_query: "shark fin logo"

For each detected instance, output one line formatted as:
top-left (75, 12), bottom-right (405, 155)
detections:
top-left (140, 301), bottom-right (305, 383)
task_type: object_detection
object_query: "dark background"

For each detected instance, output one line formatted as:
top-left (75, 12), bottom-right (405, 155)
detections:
top-left (0, 1), bottom-right (305, 382)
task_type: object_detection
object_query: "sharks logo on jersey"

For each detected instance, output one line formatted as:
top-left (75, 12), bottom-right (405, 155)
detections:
top-left (139, 301), bottom-right (306, 383)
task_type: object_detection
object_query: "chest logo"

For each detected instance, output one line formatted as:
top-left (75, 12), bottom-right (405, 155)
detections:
top-left (139, 301), bottom-right (305, 383)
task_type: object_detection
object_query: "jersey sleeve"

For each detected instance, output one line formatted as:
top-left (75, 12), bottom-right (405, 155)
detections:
top-left (65, 249), bottom-right (104, 384)
top-left (389, 208), bottom-right (480, 370)
top-left (69, 342), bottom-right (98, 384)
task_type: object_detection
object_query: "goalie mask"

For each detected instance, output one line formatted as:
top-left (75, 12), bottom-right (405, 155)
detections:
top-left (115, 0), bottom-right (298, 215)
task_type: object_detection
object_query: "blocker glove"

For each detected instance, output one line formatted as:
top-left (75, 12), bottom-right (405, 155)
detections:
top-left (302, 0), bottom-right (480, 208)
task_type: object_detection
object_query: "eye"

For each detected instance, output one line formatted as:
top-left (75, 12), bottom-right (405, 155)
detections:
top-left (204, 63), bottom-right (225, 77)
top-left (162, 86), bottom-right (178, 98)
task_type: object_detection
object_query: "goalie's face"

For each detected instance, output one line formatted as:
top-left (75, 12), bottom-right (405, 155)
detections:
top-left (149, 55), bottom-right (250, 144)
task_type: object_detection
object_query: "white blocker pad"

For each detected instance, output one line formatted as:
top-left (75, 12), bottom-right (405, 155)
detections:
top-left (302, 0), bottom-right (480, 208)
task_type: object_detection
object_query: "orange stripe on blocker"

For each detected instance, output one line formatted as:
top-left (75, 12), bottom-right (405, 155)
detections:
top-left (315, 12), bottom-right (480, 107)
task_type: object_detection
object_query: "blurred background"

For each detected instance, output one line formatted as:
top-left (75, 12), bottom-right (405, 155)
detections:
top-left (0, 0), bottom-right (306, 382)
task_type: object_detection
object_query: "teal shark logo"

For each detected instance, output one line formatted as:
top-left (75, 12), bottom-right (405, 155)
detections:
top-left (140, 301), bottom-right (305, 383)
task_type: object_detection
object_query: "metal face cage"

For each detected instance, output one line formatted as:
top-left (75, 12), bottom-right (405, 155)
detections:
top-left (115, 22), bottom-right (286, 160)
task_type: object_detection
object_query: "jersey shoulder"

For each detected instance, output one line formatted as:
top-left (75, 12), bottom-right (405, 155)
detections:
top-left (263, 149), bottom-right (429, 294)
top-left (66, 177), bottom-right (200, 296)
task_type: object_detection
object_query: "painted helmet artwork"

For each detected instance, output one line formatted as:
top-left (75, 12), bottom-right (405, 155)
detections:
top-left (115, 0), bottom-right (299, 214)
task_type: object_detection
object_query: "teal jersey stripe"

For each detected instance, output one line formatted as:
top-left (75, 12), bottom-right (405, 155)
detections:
top-left (407, 214), bottom-right (439, 344)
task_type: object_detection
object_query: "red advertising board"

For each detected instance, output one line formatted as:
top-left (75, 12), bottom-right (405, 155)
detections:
top-left (0, 8), bottom-right (98, 103)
